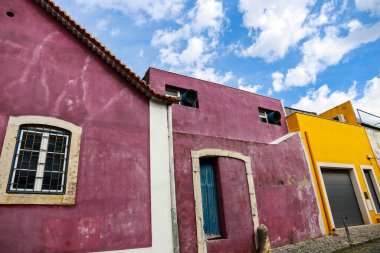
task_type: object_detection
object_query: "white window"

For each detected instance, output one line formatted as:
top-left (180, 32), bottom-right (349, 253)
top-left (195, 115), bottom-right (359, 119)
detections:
top-left (165, 88), bottom-right (180, 98)
top-left (8, 125), bottom-right (70, 193)
top-left (0, 116), bottom-right (82, 205)
top-left (165, 86), bottom-right (199, 108)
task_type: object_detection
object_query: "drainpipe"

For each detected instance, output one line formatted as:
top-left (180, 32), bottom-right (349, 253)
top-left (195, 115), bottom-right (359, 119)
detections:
top-left (304, 131), bottom-right (335, 234)
top-left (167, 105), bottom-right (180, 253)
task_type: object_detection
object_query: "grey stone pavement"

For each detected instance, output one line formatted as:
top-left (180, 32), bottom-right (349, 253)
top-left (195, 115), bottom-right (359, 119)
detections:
top-left (272, 224), bottom-right (380, 253)
top-left (333, 237), bottom-right (380, 253)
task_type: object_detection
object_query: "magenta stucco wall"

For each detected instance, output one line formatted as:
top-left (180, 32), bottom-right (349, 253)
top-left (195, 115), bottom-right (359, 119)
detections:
top-left (173, 133), bottom-right (321, 252)
top-left (0, 1), bottom-right (151, 252)
top-left (147, 68), bottom-right (322, 252)
top-left (146, 68), bottom-right (287, 143)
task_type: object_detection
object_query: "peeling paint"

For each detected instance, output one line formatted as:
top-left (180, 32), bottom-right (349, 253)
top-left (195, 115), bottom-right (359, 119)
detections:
top-left (297, 176), bottom-right (311, 190)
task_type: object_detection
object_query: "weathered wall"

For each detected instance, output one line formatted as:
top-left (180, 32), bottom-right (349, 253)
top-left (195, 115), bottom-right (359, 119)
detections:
top-left (147, 68), bottom-right (322, 252)
top-left (172, 133), bottom-right (321, 252)
top-left (0, 1), bottom-right (152, 252)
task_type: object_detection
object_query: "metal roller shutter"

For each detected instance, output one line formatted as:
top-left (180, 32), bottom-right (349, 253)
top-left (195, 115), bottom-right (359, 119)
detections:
top-left (322, 169), bottom-right (364, 228)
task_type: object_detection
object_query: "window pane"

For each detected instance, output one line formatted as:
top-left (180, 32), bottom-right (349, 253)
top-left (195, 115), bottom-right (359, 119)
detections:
top-left (48, 135), bottom-right (66, 153)
top-left (45, 153), bottom-right (64, 172)
top-left (42, 172), bottom-right (62, 190)
top-left (13, 170), bottom-right (36, 189)
top-left (16, 151), bottom-right (38, 170)
top-left (20, 132), bottom-right (42, 151)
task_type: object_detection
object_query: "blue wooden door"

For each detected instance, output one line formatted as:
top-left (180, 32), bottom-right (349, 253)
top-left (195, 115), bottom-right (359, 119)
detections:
top-left (200, 158), bottom-right (221, 238)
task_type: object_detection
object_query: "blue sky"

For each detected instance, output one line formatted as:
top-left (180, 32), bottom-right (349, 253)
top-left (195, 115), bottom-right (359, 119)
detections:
top-left (54, 0), bottom-right (380, 115)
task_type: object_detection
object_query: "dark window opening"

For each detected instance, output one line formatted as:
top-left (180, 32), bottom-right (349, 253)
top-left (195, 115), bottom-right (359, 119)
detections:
top-left (165, 85), bottom-right (199, 108)
top-left (258, 108), bottom-right (281, 125)
top-left (7, 124), bottom-right (71, 194)
top-left (6, 11), bottom-right (14, 17)
top-left (200, 158), bottom-right (224, 239)
top-left (332, 114), bottom-right (346, 122)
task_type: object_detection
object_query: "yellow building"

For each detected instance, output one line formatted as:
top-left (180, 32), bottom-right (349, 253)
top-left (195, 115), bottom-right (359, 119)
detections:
top-left (287, 101), bottom-right (380, 235)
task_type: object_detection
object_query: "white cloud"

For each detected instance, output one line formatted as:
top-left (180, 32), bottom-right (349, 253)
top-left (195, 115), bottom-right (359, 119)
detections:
top-left (356, 76), bottom-right (380, 116)
top-left (347, 20), bottom-right (363, 32)
top-left (189, 0), bottom-right (224, 33)
top-left (192, 68), bottom-right (233, 84)
top-left (237, 78), bottom-right (262, 93)
top-left (273, 22), bottom-right (380, 90)
top-left (355, 0), bottom-right (380, 16)
top-left (272, 72), bottom-right (284, 92)
top-left (95, 19), bottom-right (108, 31)
top-left (291, 76), bottom-right (380, 116)
top-left (151, 0), bottom-right (232, 84)
top-left (291, 83), bottom-right (357, 113)
top-left (238, 0), bottom-right (315, 62)
top-left (180, 37), bottom-right (205, 64)
top-left (73, 0), bottom-right (185, 24)
top-left (110, 28), bottom-right (120, 37)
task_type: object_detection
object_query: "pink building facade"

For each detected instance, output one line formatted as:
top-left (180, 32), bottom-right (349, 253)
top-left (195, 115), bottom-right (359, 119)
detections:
top-left (0, 0), bottom-right (323, 252)
top-left (0, 0), bottom-right (177, 252)
top-left (146, 68), bottom-right (323, 252)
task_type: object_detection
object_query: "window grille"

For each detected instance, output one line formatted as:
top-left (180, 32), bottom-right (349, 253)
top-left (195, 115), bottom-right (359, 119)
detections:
top-left (7, 124), bottom-right (71, 194)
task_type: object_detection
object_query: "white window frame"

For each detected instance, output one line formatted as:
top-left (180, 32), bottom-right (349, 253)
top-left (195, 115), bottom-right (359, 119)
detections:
top-left (259, 110), bottom-right (268, 123)
top-left (0, 116), bottom-right (82, 205)
top-left (165, 88), bottom-right (180, 98)
top-left (9, 128), bottom-right (70, 193)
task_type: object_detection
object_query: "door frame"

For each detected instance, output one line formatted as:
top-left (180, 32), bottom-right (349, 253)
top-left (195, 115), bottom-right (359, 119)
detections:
top-left (191, 149), bottom-right (259, 253)
top-left (316, 162), bottom-right (372, 229)
top-left (361, 165), bottom-right (380, 215)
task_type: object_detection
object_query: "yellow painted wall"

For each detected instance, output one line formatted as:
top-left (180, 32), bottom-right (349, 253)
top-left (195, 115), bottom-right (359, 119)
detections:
top-left (319, 101), bottom-right (359, 125)
top-left (287, 112), bottom-right (380, 234)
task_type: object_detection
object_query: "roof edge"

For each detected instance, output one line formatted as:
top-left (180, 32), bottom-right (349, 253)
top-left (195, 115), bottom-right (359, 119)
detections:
top-left (35, 0), bottom-right (179, 104)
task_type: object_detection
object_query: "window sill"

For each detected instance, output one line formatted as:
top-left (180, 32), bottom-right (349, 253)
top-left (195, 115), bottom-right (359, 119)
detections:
top-left (0, 193), bottom-right (75, 205)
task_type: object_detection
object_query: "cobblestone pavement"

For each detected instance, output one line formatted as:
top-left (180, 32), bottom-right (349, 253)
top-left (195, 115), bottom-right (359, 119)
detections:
top-left (333, 238), bottom-right (380, 253)
top-left (272, 224), bottom-right (380, 253)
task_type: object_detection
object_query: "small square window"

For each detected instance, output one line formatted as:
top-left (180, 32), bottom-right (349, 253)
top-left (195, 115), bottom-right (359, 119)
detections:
top-left (258, 108), bottom-right (281, 125)
top-left (165, 85), bottom-right (199, 108)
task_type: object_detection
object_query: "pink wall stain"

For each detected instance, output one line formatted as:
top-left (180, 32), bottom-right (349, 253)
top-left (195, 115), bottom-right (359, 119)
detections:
top-left (0, 0), bottom-right (152, 252)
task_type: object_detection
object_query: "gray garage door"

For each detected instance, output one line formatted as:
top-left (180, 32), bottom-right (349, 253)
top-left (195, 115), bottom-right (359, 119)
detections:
top-left (322, 169), bottom-right (364, 228)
